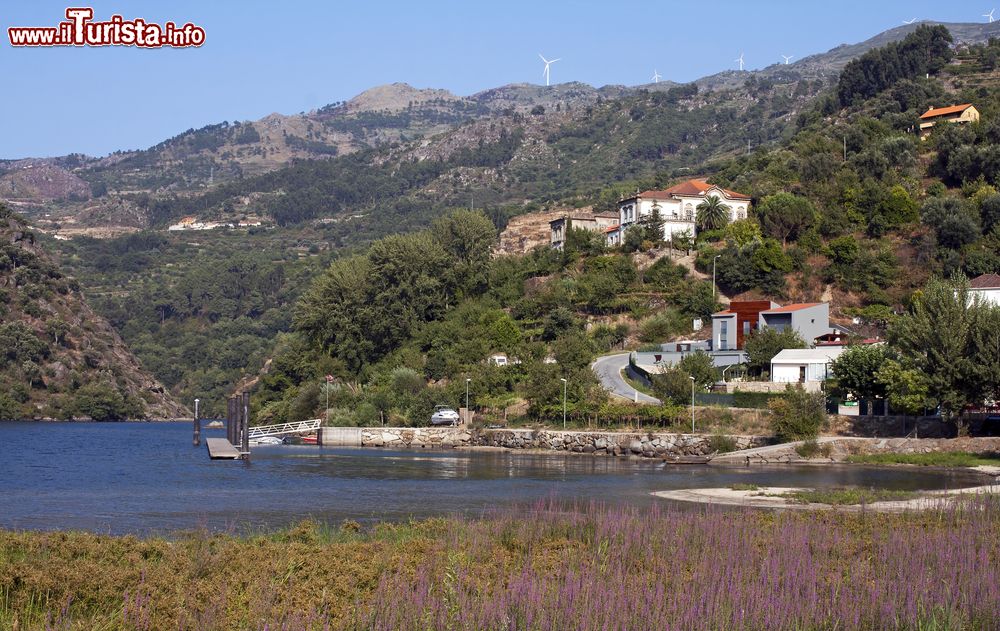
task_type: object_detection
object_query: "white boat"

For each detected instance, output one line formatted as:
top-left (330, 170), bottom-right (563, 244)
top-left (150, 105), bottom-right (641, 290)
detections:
top-left (249, 436), bottom-right (284, 446)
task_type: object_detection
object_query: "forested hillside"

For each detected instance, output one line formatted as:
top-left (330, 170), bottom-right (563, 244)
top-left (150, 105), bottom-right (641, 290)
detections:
top-left (244, 26), bottom-right (1000, 427)
top-left (0, 205), bottom-right (186, 420)
top-left (35, 23), bottom-right (1000, 423)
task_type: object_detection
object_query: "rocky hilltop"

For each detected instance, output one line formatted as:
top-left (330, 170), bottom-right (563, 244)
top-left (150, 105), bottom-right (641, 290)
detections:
top-left (0, 205), bottom-right (187, 420)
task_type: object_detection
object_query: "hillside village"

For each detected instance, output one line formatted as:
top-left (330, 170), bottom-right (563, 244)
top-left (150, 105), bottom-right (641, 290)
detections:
top-left (1, 24), bottom-right (999, 431)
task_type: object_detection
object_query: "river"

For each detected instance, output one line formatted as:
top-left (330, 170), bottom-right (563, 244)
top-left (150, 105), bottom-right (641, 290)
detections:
top-left (0, 421), bottom-right (985, 534)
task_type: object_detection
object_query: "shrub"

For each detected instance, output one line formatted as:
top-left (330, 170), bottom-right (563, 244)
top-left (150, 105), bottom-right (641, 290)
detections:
top-left (795, 439), bottom-right (832, 459)
top-left (768, 385), bottom-right (826, 442)
top-left (708, 432), bottom-right (738, 454)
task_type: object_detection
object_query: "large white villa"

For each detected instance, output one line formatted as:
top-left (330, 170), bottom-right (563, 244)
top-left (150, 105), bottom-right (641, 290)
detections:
top-left (609, 179), bottom-right (751, 245)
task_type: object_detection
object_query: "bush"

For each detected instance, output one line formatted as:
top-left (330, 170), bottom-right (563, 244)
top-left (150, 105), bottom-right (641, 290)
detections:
top-left (651, 369), bottom-right (694, 406)
top-left (768, 385), bottom-right (826, 442)
top-left (0, 392), bottom-right (25, 420)
top-left (795, 439), bottom-right (832, 459)
top-left (708, 432), bottom-right (738, 454)
top-left (73, 382), bottom-right (137, 421)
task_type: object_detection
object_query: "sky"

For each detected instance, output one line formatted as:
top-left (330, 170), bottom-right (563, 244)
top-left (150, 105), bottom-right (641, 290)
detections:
top-left (0, 0), bottom-right (992, 158)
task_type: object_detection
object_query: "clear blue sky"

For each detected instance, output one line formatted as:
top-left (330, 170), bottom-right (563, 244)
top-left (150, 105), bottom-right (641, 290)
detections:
top-left (0, 0), bottom-right (990, 158)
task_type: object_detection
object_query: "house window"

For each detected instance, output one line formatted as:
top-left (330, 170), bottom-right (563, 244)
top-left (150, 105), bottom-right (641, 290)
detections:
top-left (684, 203), bottom-right (694, 221)
top-left (720, 321), bottom-right (729, 350)
top-left (743, 321), bottom-right (750, 337)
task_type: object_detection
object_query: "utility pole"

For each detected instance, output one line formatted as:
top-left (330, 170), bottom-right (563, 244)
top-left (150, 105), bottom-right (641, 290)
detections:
top-left (713, 254), bottom-right (721, 300)
top-left (689, 376), bottom-right (696, 433)
top-left (465, 378), bottom-right (471, 425)
top-left (560, 378), bottom-right (568, 430)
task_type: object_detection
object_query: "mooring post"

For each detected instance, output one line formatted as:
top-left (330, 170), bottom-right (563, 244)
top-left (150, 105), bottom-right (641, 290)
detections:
top-left (227, 397), bottom-right (236, 445)
top-left (241, 392), bottom-right (250, 458)
top-left (193, 398), bottom-right (201, 447)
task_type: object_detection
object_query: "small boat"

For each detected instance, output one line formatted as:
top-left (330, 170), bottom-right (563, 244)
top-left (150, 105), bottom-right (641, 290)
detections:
top-left (299, 435), bottom-right (318, 444)
top-left (662, 455), bottom-right (712, 465)
top-left (249, 436), bottom-right (284, 446)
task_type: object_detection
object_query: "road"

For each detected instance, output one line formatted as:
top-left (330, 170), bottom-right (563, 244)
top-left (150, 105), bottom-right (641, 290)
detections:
top-left (591, 353), bottom-right (661, 405)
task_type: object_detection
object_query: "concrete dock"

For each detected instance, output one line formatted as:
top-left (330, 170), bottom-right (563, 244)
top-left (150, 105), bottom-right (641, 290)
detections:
top-left (205, 437), bottom-right (242, 459)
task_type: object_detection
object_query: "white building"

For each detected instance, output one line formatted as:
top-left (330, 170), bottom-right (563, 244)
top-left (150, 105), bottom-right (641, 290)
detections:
top-left (770, 347), bottom-right (845, 384)
top-left (613, 179), bottom-right (750, 244)
top-left (969, 274), bottom-right (1000, 307)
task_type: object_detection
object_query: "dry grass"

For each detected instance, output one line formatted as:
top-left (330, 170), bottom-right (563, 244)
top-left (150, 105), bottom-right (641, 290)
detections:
top-left (2, 502), bottom-right (998, 629)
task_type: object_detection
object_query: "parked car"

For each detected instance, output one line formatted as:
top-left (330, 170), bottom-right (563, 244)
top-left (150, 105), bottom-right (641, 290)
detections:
top-left (430, 405), bottom-right (460, 426)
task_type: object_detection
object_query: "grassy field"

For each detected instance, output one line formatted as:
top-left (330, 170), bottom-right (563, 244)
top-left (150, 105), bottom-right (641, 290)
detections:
top-left (779, 487), bottom-right (919, 505)
top-left (2, 499), bottom-right (999, 630)
top-left (846, 451), bottom-right (1000, 467)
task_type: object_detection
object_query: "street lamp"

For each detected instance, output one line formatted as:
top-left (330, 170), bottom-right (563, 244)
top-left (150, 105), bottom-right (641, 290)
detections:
top-left (712, 254), bottom-right (721, 300)
top-left (560, 378), bottom-right (568, 430)
top-left (324, 375), bottom-right (333, 425)
top-left (465, 378), bottom-right (471, 425)
top-left (689, 376), bottom-right (696, 433)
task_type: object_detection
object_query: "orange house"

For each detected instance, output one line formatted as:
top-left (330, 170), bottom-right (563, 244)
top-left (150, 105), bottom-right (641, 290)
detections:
top-left (918, 104), bottom-right (979, 139)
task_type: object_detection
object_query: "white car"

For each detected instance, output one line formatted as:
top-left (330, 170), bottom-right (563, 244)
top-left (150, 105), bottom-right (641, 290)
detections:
top-left (430, 405), bottom-right (460, 426)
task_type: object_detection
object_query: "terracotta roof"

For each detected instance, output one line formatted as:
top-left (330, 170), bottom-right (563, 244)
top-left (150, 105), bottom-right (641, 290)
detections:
top-left (712, 310), bottom-right (735, 317)
top-left (603, 225), bottom-right (620, 233)
top-left (628, 179), bottom-right (751, 202)
top-left (970, 273), bottom-right (1000, 289)
top-left (920, 104), bottom-right (974, 120)
top-left (761, 303), bottom-right (823, 314)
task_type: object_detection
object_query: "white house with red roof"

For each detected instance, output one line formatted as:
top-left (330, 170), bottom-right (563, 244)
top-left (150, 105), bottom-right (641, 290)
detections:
top-left (612, 179), bottom-right (751, 245)
top-left (969, 273), bottom-right (1000, 307)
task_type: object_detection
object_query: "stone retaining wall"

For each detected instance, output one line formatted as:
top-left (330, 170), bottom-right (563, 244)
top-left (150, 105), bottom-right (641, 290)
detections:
top-left (478, 429), bottom-right (767, 457)
top-left (355, 426), bottom-right (768, 458)
top-left (714, 437), bottom-right (1000, 465)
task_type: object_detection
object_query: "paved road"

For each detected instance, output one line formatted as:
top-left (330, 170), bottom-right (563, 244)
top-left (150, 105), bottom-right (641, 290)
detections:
top-left (591, 353), bottom-right (661, 405)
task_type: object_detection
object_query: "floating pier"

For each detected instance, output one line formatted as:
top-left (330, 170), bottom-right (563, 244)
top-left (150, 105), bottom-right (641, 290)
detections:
top-left (205, 437), bottom-right (242, 459)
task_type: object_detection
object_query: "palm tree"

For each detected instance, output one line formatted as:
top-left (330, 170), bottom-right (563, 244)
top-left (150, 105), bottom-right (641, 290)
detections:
top-left (696, 196), bottom-right (731, 232)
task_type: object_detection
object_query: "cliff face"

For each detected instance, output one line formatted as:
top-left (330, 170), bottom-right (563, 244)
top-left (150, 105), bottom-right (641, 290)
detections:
top-left (0, 205), bottom-right (187, 419)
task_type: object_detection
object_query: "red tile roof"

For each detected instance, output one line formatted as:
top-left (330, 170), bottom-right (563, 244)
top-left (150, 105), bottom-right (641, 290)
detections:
top-left (920, 104), bottom-right (974, 120)
top-left (630, 179), bottom-right (751, 202)
top-left (603, 225), bottom-right (620, 233)
top-left (712, 310), bottom-right (735, 317)
top-left (761, 303), bottom-right (823, 313)
top-left (970, 273), bottom-right (1000, 289)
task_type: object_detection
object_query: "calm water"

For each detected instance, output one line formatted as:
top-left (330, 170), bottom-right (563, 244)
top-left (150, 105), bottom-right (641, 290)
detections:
top-left (0, 422), bottom-right (985, 535)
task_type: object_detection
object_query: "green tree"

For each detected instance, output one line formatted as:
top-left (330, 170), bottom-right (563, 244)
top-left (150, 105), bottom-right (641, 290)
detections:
top-left (696, 196), bottom-right (731, 232)
top-left (642, 206), bottom-right (666, 244)
top-left (677, 351), bottom-right (718, 389)
top-left (651, 368), bottom-right (695, 406)
top-left (756, 192), bottom-right (816, 245)
top-left (744, 328), bottom-right (807, 376)
top-left (874, 359), bottom-right (933, 416)
top-left (74, 382), bottom-right (132, 421)
top-left (830, 344), bottom-right (891, 400)
top-left (888, 277), bottom-right (982, 432)
top-left (723, 218), bottom-right (763, 247)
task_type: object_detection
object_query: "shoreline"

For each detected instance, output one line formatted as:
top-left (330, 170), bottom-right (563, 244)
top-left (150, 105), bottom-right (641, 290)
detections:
top-left (652, 481), bottom-right (1000, 512)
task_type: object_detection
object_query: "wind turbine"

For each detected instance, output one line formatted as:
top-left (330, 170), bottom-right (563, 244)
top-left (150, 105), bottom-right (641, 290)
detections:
top-left (735, 52), bottom-right (745, 71)
top-left (781, 54), bottom-right (794, 65)
top-left (652, 69), bottom-right (662, 83)
top-left (985, 9), bottom-right (996, 22)
top-left (539, 54), bottom-right (560, 87)
top-left (903, 18), bottom-right (917, 24)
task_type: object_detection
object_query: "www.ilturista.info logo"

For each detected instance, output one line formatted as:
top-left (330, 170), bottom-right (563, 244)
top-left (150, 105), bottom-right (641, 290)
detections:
top-left (8, 8), bottom-right (205, 48)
